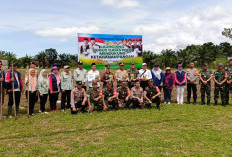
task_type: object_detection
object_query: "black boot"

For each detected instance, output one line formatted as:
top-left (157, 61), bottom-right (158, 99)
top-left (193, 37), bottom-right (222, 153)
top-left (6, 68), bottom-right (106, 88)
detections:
top-left (207, 100), bottom-right (210, 106)
top-left (156, 103), bottom-right (161, 110)
top-left (214, 101), bottom-right (217, 106)
top-left (193, 100), bottom-right (196, 105)
top-left (201, 101), bottom-right (205, 105)
top-left (187, 100), bottom-right (190, 104)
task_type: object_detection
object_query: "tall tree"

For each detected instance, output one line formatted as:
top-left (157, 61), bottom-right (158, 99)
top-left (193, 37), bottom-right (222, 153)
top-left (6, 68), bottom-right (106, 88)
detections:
top-left (45, 48), bottom-right (58, 67)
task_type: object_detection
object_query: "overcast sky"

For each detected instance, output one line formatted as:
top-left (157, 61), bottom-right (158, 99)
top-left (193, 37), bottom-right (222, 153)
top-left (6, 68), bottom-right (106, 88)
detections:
top-left (0, 0), bottom-right (232, 58)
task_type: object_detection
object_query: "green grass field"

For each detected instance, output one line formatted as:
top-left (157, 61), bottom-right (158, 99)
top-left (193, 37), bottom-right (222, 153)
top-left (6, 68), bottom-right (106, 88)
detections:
top-left (1, 68), bottom-right (232, 156)
top-left (1, 104), bottom-right (232, 156)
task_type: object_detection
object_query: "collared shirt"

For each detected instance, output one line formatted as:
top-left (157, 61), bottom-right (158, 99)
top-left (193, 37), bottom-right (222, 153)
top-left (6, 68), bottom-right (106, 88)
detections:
top-left (87, 70), bottom-right (100, 87)
top-left (131, 87), bottom-right (143, 102)
top-left (138, 69), bottom-right (152, 80)
top-left (115, 69), bottom-right (128, 86)
top-left (186, 68), bottom-right (199, 84)
top-left (101, 71), bottom-right (114, 87)
top-left (71, 87), bottom-right (87, 108)
top-left (73, 68), bottom-right (87, 84)
top-left (61, 71), bottom-right (74, 90)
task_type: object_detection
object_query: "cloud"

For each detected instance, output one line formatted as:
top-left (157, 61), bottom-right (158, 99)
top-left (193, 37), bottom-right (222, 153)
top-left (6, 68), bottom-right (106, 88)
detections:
top-left (34, 26), bottom-right (99, 41)
top-left (133, 6), bottom-right (232, 53)
top-left (101, 0), bottom-right (139, 9)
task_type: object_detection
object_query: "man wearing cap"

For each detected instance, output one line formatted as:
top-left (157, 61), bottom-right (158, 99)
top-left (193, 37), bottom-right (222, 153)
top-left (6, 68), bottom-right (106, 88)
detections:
top-left (87, 63), bottom-right (100, 88)
top-left (87, 81), bottom-right (104, 112)
top-left (70, 81), bottom-right (87, 114)
top-left (101, 65), bottom-right (114, 88)
top-left (0, 61), bottom-right (5, 118)
top-left (199, 63), bottom-right (213, 105)
top-left (151, 63), bottom-right (165, 91)
top-left (74, 61), bottom-right (87, 91)
top-left (103, 81), bottom-right (118, 110)
top-left (5, 63), bottom-right (24, 117)
top-left (115, 63), bottom-right (128, 87)
top-left (117, 81), bottom-right (131, 109)
top-left (164, 67), bottom-right (175, 104)
top-left (127, 63), bottom-right (139, 89)
top-left (80, 38), bottom-right (90, 54)
top-left (186, 62), bottom-right (199, 104)
top-left (144, 79), bottom-right (161, 109)
top-left (224, 59), bottom-right (232, 105)
top-left (175, 64), bottom-right (186, 104)
top-left (131, 80), bottom-right (144, 109)
top-left (61, 65), bottom-right (74, 110)
top-left (213, 63), bottom-right (228, 106)
top-left (139, 63), bottom-right (152, 90)
top-left (127, 39), bottom-right (133, 49)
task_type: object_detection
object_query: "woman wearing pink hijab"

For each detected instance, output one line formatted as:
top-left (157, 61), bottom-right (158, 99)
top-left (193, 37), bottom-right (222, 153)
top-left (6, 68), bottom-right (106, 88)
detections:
top-left (25, 68), bottom-right (38, 116)
top-left (49, 66), bottom-right (61, 112)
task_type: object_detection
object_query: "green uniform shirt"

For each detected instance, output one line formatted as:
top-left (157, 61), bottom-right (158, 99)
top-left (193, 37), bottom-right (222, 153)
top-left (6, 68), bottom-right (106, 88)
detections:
top-left (103, 87), bottom-right (116, 100)
top-left (127, 69), bottom-right (139, 87)
top-left (144, 86), bottom-right (160, 99)
top-left (87, 88), bottom-right (101, 102)
top-left (61, 71), bottom-right (74, 90)
top-left (199, 69), bottom-right (212, 86)
top-left (117, 86), bottom-right (129, 100)
top-left (213, 70), bottom-right (227, 87)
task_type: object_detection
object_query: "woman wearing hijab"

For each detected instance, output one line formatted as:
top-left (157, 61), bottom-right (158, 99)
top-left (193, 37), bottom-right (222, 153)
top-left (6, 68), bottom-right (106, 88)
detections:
top-left (49, 66), bottom-right (61, 112)
top-left (25, 68), bottom-right (38, 116)
top-left (151, 63), bottom-right (165, 91)
top-left (38, 69), bottom-right (49, 114)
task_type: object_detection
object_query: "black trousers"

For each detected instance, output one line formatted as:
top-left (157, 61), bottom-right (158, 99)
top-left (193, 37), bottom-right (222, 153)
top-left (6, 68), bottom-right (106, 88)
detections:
top-left (8, 91), bottom-right (21, 115)
top-left (164, 88), bottom-right (172, 102)
top-left (187, 84), bottom-right (197, 101)
top-left (40, 94), bottom-right (48, 112)
top-left (132, 98), bottom-right (143, 109)
top-left (29, 91), bottom-right (37, 115)
top-left (71, 101), bottom-right (88, 114)
top-left (140, 81), bottom-right (148, 90)
top-left (61, 90), bottom-right (71, 109)
top-left (26, 90), bottom-right (38, 103)
top-left (49, 93), bottom-right (59, 111)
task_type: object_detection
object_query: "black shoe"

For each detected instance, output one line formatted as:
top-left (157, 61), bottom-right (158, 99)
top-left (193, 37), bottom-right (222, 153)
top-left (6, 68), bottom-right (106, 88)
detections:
top-left (207, 102), bottom-right (210, 106)
top-left (201, 102), bottom-right (205, 105)
top-left (214, 102), bottom-right (218, 106)
top-left (222, 103), bottom-right (226, 107)
top-left (187, 101), bottom-right (190, 104)
top-left (193, 102), bottom-right (196, 105)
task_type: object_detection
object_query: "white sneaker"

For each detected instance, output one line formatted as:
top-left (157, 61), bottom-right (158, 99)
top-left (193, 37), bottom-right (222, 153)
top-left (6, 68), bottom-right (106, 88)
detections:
top-left (31, 113), bottom-right (35, 116)
top-left (44, 112), bottom-right (49, 114)
top-left (61, 109), bottom-right (65, 112)
top-left (8, 115), bottom-right (13, 119)
top-left (164, 102), bottom-right (167, 104)
top-left (168, 102), bottom-right (171, 104)
top-left (38, 110), bottom-right (42, 113)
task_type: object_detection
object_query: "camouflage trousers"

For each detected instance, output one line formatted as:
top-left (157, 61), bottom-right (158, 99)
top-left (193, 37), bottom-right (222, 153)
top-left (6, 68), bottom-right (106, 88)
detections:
top-left (90, 99), bottom-right (104, 111)
top-left (214, 86), bottom-right (226, 104)
top-left (200, 85), bottom-right (211, 104)
top-left (118, 97), bottom-right (132, 108)
top-left (225, 84), bottom-right (232, 104)
top-left (144, 96), bottom-right (160, 109)
top-left (105, 98), bottom-right (118, 110)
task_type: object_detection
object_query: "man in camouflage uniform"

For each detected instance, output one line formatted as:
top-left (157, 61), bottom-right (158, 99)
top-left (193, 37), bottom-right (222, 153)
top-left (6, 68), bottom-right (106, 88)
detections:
top-left (224, 59), bottom-right (232, 105)
top-left (127, 63), bottom-right (139, 89)
top-left (70, 81), bottom-right (88, 114)
top-left (144, 79), bottom-right (161, 110)
top-left (103, 81), bottom-right (119, 110)
top-left (87, 81), bottom-right (104, 112)
top-left (199, 63), bottom-right (213, 105)
top-left (131, 80), bottom-right (144, 109)
top-left (213, 63), bottom-right (228, 106)
top-left (117, 81), bottom-right (131, 109)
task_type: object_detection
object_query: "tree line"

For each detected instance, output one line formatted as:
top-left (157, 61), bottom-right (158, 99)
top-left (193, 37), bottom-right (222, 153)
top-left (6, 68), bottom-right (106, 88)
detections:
top-left (0, 42), bottom-right (232, 69)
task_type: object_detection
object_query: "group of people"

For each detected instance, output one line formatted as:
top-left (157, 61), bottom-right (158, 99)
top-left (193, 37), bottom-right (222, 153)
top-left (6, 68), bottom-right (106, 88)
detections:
top-left (0, 59), bottom-right (232, 118)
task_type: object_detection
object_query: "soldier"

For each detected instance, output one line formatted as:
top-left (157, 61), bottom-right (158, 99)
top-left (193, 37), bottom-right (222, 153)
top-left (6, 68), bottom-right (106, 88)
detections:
top-left (70, 81), bottom-right (88, 114)
top-left (213, 63), bottom-right (228, 106)
top-left (144, 80), bottom-right (161, 110)
top-left (117, 81), bottom-right (131, 109)
top-left (127, 63), bottom-right (139, 89)
top-left (224, 59), bottom-right (232, 105)
top-left (131, 80), bottom-right (144, 109)
top-left (101, 64), bottom-right (114, 88)
top-left (74, 61), bottom-right (87, 91)
top-left (103, 81), bottom-right (119, 110)
top-left (199, 63), bottom-right (213, 105)
top-left (115, 63), bottom-right (128, 87)
top-left (87, 81), bottom-right (104, 112)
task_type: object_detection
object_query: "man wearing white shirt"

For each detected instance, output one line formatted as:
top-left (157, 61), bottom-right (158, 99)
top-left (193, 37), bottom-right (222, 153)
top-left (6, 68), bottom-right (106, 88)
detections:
top-left (87, 63), bottom-right (100, 88)
top-left (139, 63), bottom-right (152, 89)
